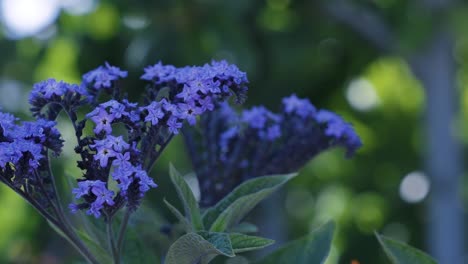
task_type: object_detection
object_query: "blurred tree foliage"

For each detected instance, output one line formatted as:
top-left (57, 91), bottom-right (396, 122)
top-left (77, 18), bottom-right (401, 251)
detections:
top-left (1, 0), bottom-right (467, 263)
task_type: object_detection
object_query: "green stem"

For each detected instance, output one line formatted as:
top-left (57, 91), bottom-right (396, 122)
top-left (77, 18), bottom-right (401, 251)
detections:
top-left (107, 218), bottom-right (120, 264)
top-left (116, 209), bottom-right (132, 254)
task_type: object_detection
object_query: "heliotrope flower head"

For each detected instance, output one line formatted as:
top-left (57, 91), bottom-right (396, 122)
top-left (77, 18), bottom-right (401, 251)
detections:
top-left (5, 59), bottom-right (251, 220)
top-left (70, 60), bottom-right (249, 217)
top-left (0, 110), bottom-right (63, 211)
top-left (29, 79), bottom-right (90, 120)
top-left (141, 60), bottom-right (248, 104)
top-left (184, 94), bottom-right (362, 206)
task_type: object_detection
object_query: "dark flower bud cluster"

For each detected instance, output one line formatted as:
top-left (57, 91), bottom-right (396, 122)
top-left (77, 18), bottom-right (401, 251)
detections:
top-left (184, 94), bottom-right (362, 206)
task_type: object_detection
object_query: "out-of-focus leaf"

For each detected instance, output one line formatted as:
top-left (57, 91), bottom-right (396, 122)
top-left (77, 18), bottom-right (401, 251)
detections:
top-left (376, 234), bottom-right (437, 264)
top-left (169, 164), bottom-right (204, 231)
top-left (229, 233), bottom-right (274, 253)
top-left (255, 221), bottom-right (335, 264)
top-left (231, 222), bottom-right (259, 234)
top-left (164, 199), bottom-right (192, 233)
top-left (165, 232), bottom-right (235, 264)
top-left (122, 227), bottom-right (159, 264)
top-left (205, 173), bottom-right (297, 232)
top-left (226, 256), bottom-right (250, 264)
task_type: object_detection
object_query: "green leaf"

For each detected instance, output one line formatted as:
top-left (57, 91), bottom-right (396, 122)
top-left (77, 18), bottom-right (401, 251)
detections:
top-left (231, 222), bottom-right (259, 234)
top-left (229, 233), bottom-right (274, 253)
top-left (122, 227), bottom-right (160, 264)
top-left (376, 234), bottom-right (437, 264)
top-left (164, 199), bottom-right (192, 233)
top-left (169, 164), bottom-right (204, 231)
top-left (255, 221), bottom-right (335, 264)
top-left (198, 231), bottom-right (235, 257)
top-left (226, 256), bottom-right (250, 264)
top-left (205, 173), bottom-right (297, 232)
top-left (165, 232), bottom-right (235, 264)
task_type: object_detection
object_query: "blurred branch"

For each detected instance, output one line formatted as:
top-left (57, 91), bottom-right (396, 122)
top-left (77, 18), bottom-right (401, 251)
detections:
top-left (322, 0), bottom-right (395, 52)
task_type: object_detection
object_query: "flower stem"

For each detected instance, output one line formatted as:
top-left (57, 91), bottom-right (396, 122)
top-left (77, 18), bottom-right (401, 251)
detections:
top-left (107, 218), bottom-right (120, 264)
top-left (117, 209), bottom-right (131, 254)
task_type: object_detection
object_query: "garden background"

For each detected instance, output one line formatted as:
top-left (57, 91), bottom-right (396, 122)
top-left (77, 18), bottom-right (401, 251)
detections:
top-left (0, 0), bottom-right (466, 263)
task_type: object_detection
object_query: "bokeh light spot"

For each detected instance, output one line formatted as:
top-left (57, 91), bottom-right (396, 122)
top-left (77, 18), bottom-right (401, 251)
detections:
top-left (1, 0), bottom-right (60, 38)
top-left (346, 78), bottom-right (380, 111)
top-left (399, 171), bottom-right (430, 203)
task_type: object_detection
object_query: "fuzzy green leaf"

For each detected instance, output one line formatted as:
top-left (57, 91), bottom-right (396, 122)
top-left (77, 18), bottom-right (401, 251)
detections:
top-left (205, 173), bottom-right (297, 232)
top-left (231, 222), bottom-right (259, 234)
top-left (376, 234), bottom-right (437, 264)
top-left (229, 233), bottom-right (274, 253)
top-left (165, 232), bottom-right (235, 264)
top-left (164, 198), bottom-right (192, 233)
top-left (255, 221), bottom-right (335, 264)
top-left (169, 164), bottom-right (204, 231)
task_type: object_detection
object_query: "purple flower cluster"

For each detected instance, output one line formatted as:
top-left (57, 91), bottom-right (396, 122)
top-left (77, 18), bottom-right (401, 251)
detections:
top-left (71, 180), bottom-right (115, 218)
top-left (0, 110), bottom-right (62, 208)
top-left (184, 94), bottom-right (362, 206)
top-left (29, 78), bottom-right (90, 120)
top-left (82, 62), bottom-right (128, 91)
top-left (70, 134), bottom-right (157, 217)
top-left (69, 60), bottom-right (248, 218)
top-left (141, 60), bottom-right (248, 104)
top-left (86, 99), bottom-right (140, 135)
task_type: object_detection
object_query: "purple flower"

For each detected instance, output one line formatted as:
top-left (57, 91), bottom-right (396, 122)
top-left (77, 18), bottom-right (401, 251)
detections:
top-left (177, 103), bottom-right (202, 126)
top-left (30, 79), bottom-right (66, 99)
top-left (83, 63), bottom-right (128, 90)
top-left (188, 79), bottom-right (210, 94)
top-left (94, 146), bottom-right (116, 167)
top-left (142, 101), bottom-right (165, 125)
top-left (241, 107), bottom-right (269, 129)
top-left (265, 125), bottom-right (281, 140)
top-left (316, 110), bottom-right (362, 156)
top-left (198, 97), bottom-right (214, 112)
top-left (72, 181), bottom-right (93, 199)
top-left (109, 136), bottom-right (130, 152)
top-left (141, 62), bottom-right (176, 83)
top-left (176, 85), bottom-right (200, 102)
top-left (105, 62), bottom-right (128, 78)
top-left (91, 181), bottom-right (115, 206)
top-left (282, 94), bottom-right (316, 118)
top-left (102, 100), bottom-right (127, 118)
top-left (112, 152), bottom-right (131, 167)
top-left (134, 168), bottom-right (157, 193)
top-left (87, 107), bottom-right (114, 134)
top-left (69, 203), bottom-right (79, 214)
top-left (167, 116), bottom-right (182, 134)
top-left (111, 163), bottom-right (134, 192)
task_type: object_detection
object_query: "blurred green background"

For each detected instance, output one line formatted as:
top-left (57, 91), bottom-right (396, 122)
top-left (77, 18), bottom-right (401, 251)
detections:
top-left (0, 0), bottom-right (466, 263)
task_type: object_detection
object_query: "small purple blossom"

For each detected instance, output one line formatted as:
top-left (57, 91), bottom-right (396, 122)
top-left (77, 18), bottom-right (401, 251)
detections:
top-left (167, 116), bottom-right (182, 134)
top-left (83, 62), bottom-right (128, 90)
top-left (141, 62), bottom-right (176, 83)
top-left (94, 146), bottom-right (116, 167)
top-left (87, 107), bottom-right (114, 134)
top-left (198, 97), bottom-right (214, 112)
top-left (72, 181), bottom-right (93, 199)
top-left (177, 103), bottom-right (202, 126)
top-left (282, 94), bottom-right (316, 118)
top-left (142, 101), bottom-right (165, 125)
